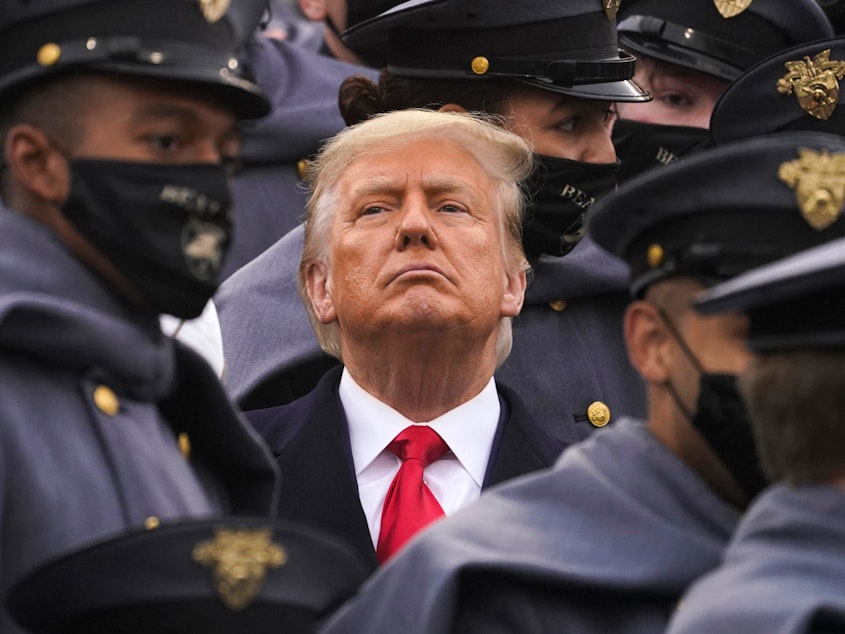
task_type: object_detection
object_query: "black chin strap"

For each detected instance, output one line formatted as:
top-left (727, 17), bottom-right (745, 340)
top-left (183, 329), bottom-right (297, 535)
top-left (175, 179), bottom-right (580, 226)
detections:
top-left (324, 15), bottom-right (344, 41)
top-left (655, 306), bottom-right (702, 422)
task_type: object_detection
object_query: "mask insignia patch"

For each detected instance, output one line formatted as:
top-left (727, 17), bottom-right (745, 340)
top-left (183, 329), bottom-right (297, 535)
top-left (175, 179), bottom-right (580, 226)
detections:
top-left (193, 528), bottom-right (287, 611)
top-left (182, 219), bottom-right (228, 280)
top-left (198, 0), bottom-right (230, 23)
top-left (779, 148), bottom-right (845, 230)
top-left (714, 0), bottom-right (752, 18)
top-left (604, 0), bottom-right (622, 20)
top-left (777, 50), bottom-right (845, 121)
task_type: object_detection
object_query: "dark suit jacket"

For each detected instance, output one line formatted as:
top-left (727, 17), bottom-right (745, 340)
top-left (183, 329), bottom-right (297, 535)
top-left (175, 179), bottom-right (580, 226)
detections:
top-left (246, 366), bottom-right (567, 572)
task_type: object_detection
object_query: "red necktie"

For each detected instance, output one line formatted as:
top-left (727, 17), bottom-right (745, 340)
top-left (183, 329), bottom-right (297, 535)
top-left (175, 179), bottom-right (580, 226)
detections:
top-left (376, 425), bottom-right (449, 564)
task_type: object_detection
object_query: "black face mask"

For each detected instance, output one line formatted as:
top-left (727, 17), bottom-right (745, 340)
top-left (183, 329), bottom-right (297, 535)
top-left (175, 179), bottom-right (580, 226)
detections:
top-left (691, 373), bottom-right (769, 502)
top-left (522, 155), bottom-right (620, 261)
top-left (62, 159), bottom-right (234, 320)
top-left (612, 119), bottom-right (713, 185)
top-left (658, 309), bottom-right (769, 504)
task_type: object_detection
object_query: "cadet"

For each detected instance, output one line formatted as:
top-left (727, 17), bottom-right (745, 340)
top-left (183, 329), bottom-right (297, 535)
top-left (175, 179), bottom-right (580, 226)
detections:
top-left (217, 0), bottom-right (651, 443)
top-left (319, 131), bottom-right (845, 634)
top-left (612, 0), bottom-right (832, 181)
top-left (667, 235), bottom-right (845, 634)
top-left (0, 1), bottom-right (280, 631)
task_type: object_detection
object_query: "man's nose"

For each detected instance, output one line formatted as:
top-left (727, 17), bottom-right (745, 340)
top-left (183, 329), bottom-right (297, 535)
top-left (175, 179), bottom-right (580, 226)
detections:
top-left (395, 199), bottom-right (438, 250)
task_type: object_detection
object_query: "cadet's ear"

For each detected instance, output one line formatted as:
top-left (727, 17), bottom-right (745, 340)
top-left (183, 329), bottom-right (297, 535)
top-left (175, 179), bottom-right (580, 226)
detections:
top-left (624, 300), bottom-right (672, 383)
top-left (298, 0), bottom-right (328, 21)
top-left (438, 103), bottom-right (469, 114)
top-left (4, 124), bottom-right (69, 204)
top-left (305, 260), bottom-right (337, 324)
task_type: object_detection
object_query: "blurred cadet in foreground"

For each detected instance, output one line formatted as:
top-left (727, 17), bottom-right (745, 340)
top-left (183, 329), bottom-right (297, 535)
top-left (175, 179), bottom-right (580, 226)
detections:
top-left (0, 0), bottom-right (281, 631)
top-left (245, 109), bottom-right (566, 573)
top-left (612, 0), bottom-right (832, 182)
top-left (320, 131), bottom-right (845, 634)
top-left (7, 516), bottom-right (367, 634)
top-left (667, 236), bottom-right (845, 634)
top-left (218, 0), bottom-right (651, 444)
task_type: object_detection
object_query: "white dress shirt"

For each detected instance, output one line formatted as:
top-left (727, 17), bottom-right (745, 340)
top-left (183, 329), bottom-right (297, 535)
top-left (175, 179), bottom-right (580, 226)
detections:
top-left (340, 368), bottom-right (501, 547)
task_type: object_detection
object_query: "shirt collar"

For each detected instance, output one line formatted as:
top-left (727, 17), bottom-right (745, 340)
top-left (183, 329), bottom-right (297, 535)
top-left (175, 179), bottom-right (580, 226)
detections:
top-left (340, 368), bottom-right (501, 487)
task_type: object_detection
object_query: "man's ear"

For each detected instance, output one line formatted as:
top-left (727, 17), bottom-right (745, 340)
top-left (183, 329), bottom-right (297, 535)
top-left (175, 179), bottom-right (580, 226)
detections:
top-left (437, 103), bottom-right (469, 114)
top-left (624, 300), bottom-right (672, 383)
top-left (4, 124), bottom-right (69, 203)
top-left (500, 269), bottom-right (527, 317)
top-left (297, 0), bottom-right (328, 21)
top-left (305, 260), bottom-right (337, 324)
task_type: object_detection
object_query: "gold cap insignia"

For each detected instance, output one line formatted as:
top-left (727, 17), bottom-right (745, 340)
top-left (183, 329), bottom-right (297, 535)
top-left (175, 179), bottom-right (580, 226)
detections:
top-left (714, 0), bottom-right (752, 18)
top-left (777, 50), bottom-right (845, 121)
top-left (193, 528), bottom-right (287, 611)
top-left (198, 0), bottom-right (230, 23)
top-left (778, 148), bottom-right (845, 231)
top-left (604, 0), bottom-right (622, 20)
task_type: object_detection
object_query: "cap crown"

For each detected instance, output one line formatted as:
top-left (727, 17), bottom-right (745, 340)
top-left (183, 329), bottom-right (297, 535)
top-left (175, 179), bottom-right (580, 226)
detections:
top-left (0, 0), bottom-right (270, 118)
top-left (618, 0), bottom-right (834, 80)
top-left (588, 131), bottom-right (845, 296)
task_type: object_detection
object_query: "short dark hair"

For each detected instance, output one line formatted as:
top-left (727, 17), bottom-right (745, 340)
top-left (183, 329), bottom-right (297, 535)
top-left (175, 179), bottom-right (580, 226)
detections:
top-left (740, 351), bottom-right (845, 484)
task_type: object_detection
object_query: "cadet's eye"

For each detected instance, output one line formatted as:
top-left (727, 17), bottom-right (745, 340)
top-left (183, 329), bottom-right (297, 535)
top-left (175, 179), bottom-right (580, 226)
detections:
top-left (661, 92), bottom-right (693, 108)
top-left (555, 117), bottom-right (577, 133)
top-left (147, 134), bottom-right (182, 154)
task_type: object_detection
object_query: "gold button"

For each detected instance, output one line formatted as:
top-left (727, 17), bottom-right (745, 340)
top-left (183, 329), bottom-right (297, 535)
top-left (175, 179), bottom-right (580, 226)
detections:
top-left (587, 401), bottom-right (611, 427)
top-left (178, 432), bottom-right (192, 460)
top-left (296, 158), bottom-right (309, 180)
top-left (647, 243), bottom-right (664, 269)
top-left (549, 299), bottom-right (567, 312)
top-left (37, 42), bottom-right (62, 67)
top-left (471, 56), bottom-right (490, 75)
top-left (144, 516), bottom-right (160, 530)
top-left (93, 385), bottom-right (120, 416)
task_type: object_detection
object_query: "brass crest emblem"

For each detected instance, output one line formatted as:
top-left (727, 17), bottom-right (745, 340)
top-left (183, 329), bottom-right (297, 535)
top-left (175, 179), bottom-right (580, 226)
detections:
top-left (604, 0), bottom-right (622, 20)
top-left (778, 148), bottom-right (845, 231)
top-left (193, 528), bottom-right (287, 611)
top-left (714, 0), bottom-right (752, 18)
top-left (777, 50), bottom-right (845, 121)
top-left (198, 0), bottom-right (230, 23)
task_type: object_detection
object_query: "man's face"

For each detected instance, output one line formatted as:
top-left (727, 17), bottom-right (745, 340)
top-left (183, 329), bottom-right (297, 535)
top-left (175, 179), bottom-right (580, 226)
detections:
top-left (62, 75), bottom-right (241, 170)
top-left (500, 86), bottom-right (617, 163)
top-left (616, 57), bottom-right (729, 129)
top-left (309, 136), bottom-right (525, 345)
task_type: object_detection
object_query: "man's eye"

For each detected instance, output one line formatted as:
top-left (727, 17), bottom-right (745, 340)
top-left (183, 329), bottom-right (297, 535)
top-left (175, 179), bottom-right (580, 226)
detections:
top-left (362, 206), bottom-right (386, 216)
top-left (440, 204), bottom-right (464, 213)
